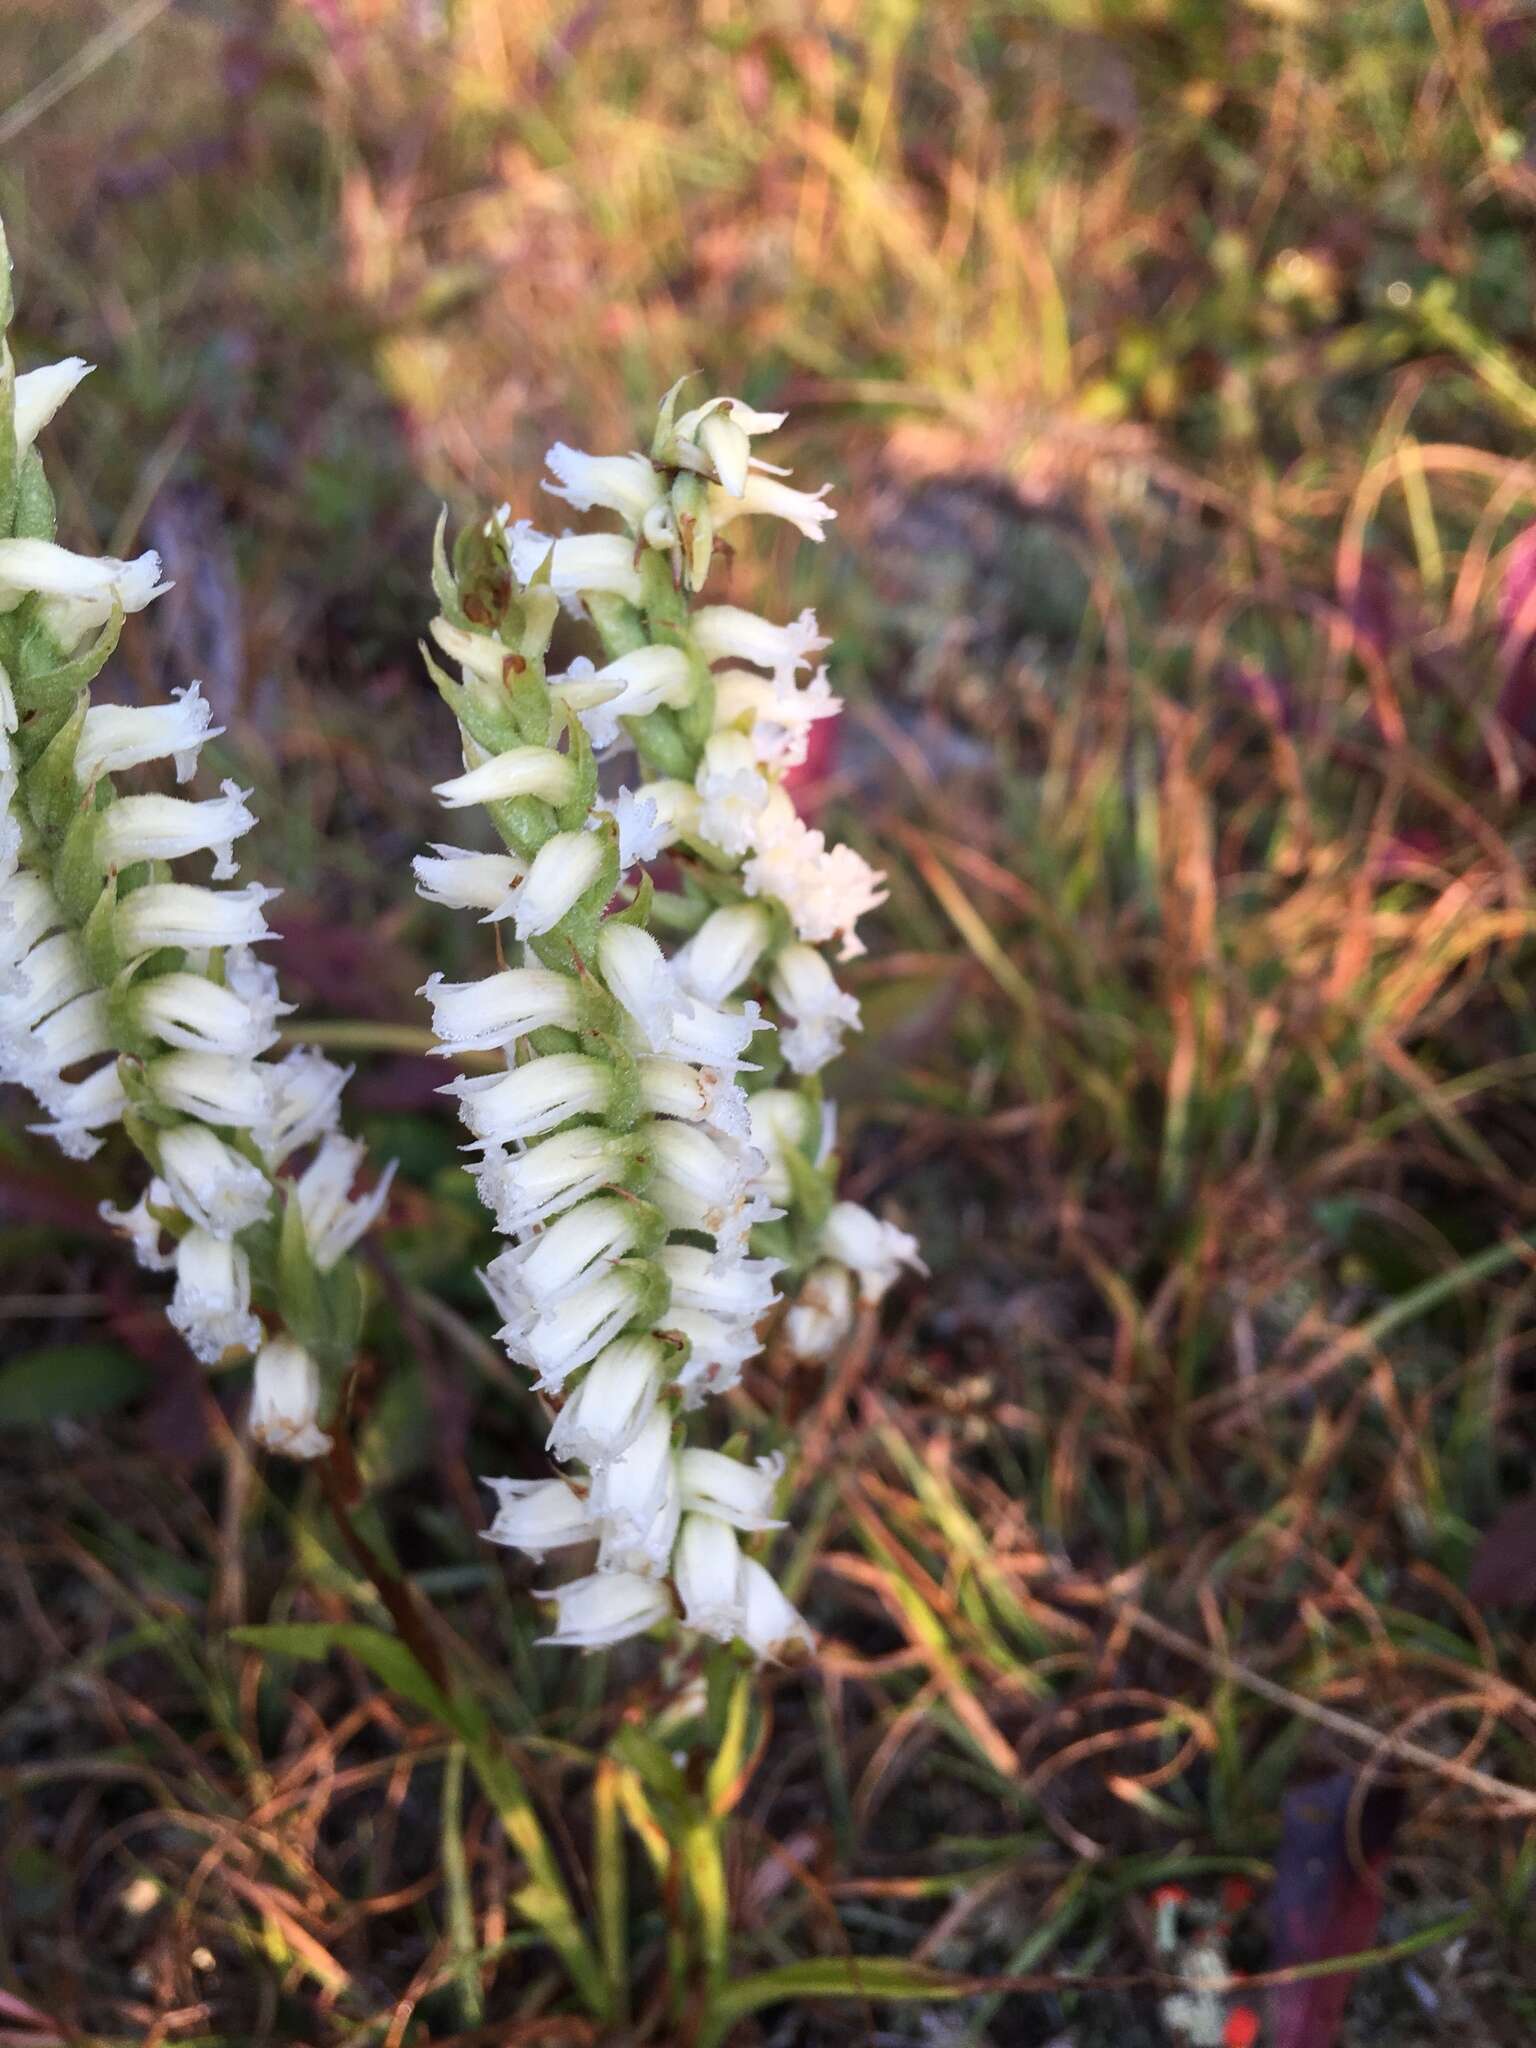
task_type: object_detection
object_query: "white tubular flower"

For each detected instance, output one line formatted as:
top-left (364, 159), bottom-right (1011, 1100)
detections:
top-left (295, 1133), bottom-right (395, 1272)
top-left (543, 444), bottom-right (666, 527)
top-left (696, 733), bottom-right (774, 860)
top-left (660, 1243), bottom-right (781, 1321)
top-left (512, 829), bottom-right (605, 939)
top-left (666, 1306), bottom-right (763, 1403)
top-left (483, 1476), bottom-right (600, 1559)
top-left (741, 808), bottom-right (888, 961)
top-left (132, 965), bottom-right (286, 1058)
top-left (0, 871), bottom-right (59, 973)
top-left (474, 1124), bottom-right (634, 1236)
top-left (548, 657), bottom-right (627, 749)
top-left (535, 1570), bottom-right (673, 1650)
top-left (429, 616), bottom-right (515, 685)
top-left (592, 1410), bottom-right (681, 1577)
top-left (413, 843), bottom-right (528, 919)
top-left (99, 1181), bottom-right (166, 1273)
top-left (75, 684), bottom-right (222, 786)
top-left (485, 1196), bottom-right (645, 1326)
top-left (588, 644), bottom-right (693, 723)
top-left (0, 538), bottom-right (170, 652)
top-left (692, 603), bottom-right (827, 686)
top-left (821, 1200), bottom-right (926, 1304)
top-left (769, 943), bottom-right (862, 1075)
top-left (695, 729), bottom-right (770, 857)
top-left (714, 664), bottom-right (840, 773)
top-left (597, 921), bottom-right (678, 1050)
top-left (0, 930), bottom-right (89, 1032)
top-left (674, 1514), bottom-right (745, 1639)
top-left (638, 777), bottom-right (701, 845)
top-left (433, 745), bottom-right (578, 811)
top-left (546, 1333), bottom-right (666, 1469)
top-left (99, 782), bottom-right (256, 881)
top-left (157, 1123), bottom-right (271, 1237)
top-left (506, 525), bottom-right (645, 605)
top-left (656, 994), bottom-right (763, 1074)
top-left (783, 1261), bottom-right (856, 1362)
top-left (259, 1047), bottom-right (351, 1166)
top-left (147, 1050), bottom-right (269, 1128)
top-left (116, 880), bottom-right (279, 954)
top-left (167, 1229), bottom-right (262, 1364)
top-left (14, 990), bottom-right (112, 1087)
top-left (709, 470), bottom-right (836, 544)
top-left (594, 786), bottom-right (667, 871)
top-left (506, 1267), bottom-right (650, 1389)
top-left (250, 1336), bottom-right (332, 1460)
top-left (99, 1179), bottom-right (177, 1272)
top-left (637, 1056), bottom-right (750, 1140)
top-left (447, 1051), bottom-right (612, 1147)
top-left (647, 1121), bottom-right (779, 1258)
top-left (12, 357), bottom-right (92, 454)
top-left (588, 1408), bottom-right (673, 1542)
top-left (738, 1557), bottom-right (814, 1662)
top-left (28, 1061), bottom-right (127, 1160)
top-left (420, 966), bottom-right (579, 1054)
top-left (679, 1447), bottom-right (786, 1530)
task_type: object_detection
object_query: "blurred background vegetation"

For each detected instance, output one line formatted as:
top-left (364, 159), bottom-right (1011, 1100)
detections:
top-left (5, 0), bottom-right (1536, 2040)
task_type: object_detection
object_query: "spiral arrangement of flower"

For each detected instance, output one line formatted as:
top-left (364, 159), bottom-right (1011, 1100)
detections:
top-left (418, 386), bottom-right (922, 1658)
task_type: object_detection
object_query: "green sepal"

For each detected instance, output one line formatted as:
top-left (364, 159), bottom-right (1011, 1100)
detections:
top-left (637, 544), bottom-right (689, 631)
top-left (618, 1254), bottom-right (672, 1334)
top-left (52, 803), bottom-right (107, 924)
top-left (502, 647), bottom-right (552, 748)
top-left (617, 1194), bottom-right (669, 1263)
top-left (421, 640), bottom-right (522, 760)
top-left (486, 791), bottom-right (554, 863)
top-left (12, 446), bottom-right (57, 541)
top-left (610, 868), bottom-right (655, 931)
top-left (23, 689), bottom-right (86, 840)
top-left (650, 373), bottom-right (695, 461)
top-left (624, 704), bottom-right (695, 780)
top-left (430, 507), bottom-right (466, 627)
top-left (276, 1184), bottom-right (326, 1360)
top-left (552, 700), bottom-right (599, 834)
top-left (318, 1255), bottom-right (367, 1382)
top-left (81, 874), bottom-right (126, 986)
top-left (584, 591), bottom-right (648, 660)
top-left (675, 644), bottom-right (716, 750)
top-left (119, 1064), bottom-right (181, 1132)
top-left (105, 957), bottom-right (157, 1060)
top-left (592, 1026), bottom-right (642, 1133)
top-left (526, 1022), bottom-right (582, 1058)
top-left (649, 886), bottom-right (712, 938)
top-left (9, 603), bottom-right (123, 714)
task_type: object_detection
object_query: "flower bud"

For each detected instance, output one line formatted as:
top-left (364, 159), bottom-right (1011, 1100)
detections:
top-left (148, 1050), bottom-right (269, 1128)
top-left (76, 684), bottom-right (221, 787)
top-left (115, 881), bottom-right (279, 954)
top-left (413, 843), bottom-right (528, 919)
top-left (673, 903), bottom-right (771, 1005)
top-left (782, 1261), bottom-right (856, 1362)
top-left (420, 966), bottom-right (579, 1054)
top-left (447, 1052), bottom-right (613, 1147)
top-left (434, 745), bottom-right (578, 811)
top-left (513, 829), bottom-right (605, 939)
top-left (674, 1514), bottom-right (745, 1639)
top-left (738, 1557), bottom-right (814, 1662)
top-left (250, 1337), bottom-right (332, 1460)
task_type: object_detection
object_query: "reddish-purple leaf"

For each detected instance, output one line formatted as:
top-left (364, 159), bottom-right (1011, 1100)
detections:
top-left (1267, 1774), bottom-right (1404, 2048)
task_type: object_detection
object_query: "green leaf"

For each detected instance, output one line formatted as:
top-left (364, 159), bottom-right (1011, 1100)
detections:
top-left (0, 1344), bottom-right (147, 1425)
top-left (700, 1958), bottom-right (980, 2046)
top-left (229, 1620), bottom-right (458, 1727)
